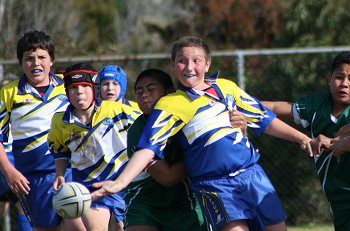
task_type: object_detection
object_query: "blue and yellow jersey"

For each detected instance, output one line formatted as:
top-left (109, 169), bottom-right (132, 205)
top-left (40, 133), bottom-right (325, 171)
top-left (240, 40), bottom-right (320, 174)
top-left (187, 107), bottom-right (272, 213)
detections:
top-left (137, 74), bottom-right (275, 179)
top-left (48, 100), bottom-right (139, 189)
top-left (0, 73), bottom-right (69, 175)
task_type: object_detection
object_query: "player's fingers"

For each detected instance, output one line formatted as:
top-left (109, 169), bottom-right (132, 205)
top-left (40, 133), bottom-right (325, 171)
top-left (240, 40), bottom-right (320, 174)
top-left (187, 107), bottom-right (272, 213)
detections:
top-left (18, 182), bottom-right (30, 195)
top-left (301, 142), bottom-right (314, 157)
top-left (91, 190), bottom-right (104, 201)
top-left (91, 182), bottom-right (103, 189)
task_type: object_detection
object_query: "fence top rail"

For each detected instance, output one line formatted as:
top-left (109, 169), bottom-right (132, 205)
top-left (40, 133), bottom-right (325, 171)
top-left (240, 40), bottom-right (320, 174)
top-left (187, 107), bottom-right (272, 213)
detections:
top-left (1, 46), bottom-right (350, 65)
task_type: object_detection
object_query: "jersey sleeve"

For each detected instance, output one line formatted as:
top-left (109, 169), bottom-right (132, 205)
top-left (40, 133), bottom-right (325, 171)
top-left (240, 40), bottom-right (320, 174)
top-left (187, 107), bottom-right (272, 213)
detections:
top-left (293, 93), bottom-right (326, 128)
top-left (0, 85), bottom-right (14, 143)
top-left (137, 108), bottom-right (186, 159)
top-left (222, 79), bottom-right (276, 135)
top-left (47, 113), bottom-right (71, 160)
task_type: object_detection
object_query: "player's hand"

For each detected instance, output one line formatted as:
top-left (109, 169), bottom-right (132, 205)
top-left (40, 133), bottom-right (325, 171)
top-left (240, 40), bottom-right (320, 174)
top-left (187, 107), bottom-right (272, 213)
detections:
top-left (91, 180), bottom-right (123, 201)
top-left (53, 176), bottom-right (65, 191)
top-left (5, 167), bottom-right (30, 195)
top-left (300, 138), bottom-right (314, 157)
top-left (336, 123), bottom-right (350, 137)
top-left (331, 136), bottom-right (350, 162)
top-left (310, 134), bottom-right (333, 156)
top-left (230, 109), bottom-right (247, 135)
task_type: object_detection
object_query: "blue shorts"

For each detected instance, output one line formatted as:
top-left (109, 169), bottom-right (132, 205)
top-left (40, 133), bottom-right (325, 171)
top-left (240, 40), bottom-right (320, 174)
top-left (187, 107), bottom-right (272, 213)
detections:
top-left (91, 191), bottom-right (125, 222)
top-left (191, 164), bottom-right (286, 231)
top-left (21, 169), bottom-right (73, 228)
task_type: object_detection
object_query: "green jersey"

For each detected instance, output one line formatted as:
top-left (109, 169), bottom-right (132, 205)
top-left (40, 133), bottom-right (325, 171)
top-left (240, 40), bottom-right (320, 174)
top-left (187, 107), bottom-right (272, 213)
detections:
top-left (294, 91), bottom-right (350, 229)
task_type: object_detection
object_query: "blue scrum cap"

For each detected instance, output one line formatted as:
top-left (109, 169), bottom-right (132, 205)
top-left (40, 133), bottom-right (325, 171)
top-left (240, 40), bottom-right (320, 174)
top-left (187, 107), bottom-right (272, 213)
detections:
top-left (99, 65), bottom-right (128, 100)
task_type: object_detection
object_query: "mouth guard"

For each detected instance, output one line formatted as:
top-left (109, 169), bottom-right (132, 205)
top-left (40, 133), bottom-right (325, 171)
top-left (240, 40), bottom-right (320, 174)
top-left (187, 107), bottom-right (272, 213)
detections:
top-left (184, 74), bottom-right (195, 78)
top-left (31, 69), bottom-right (43, 73)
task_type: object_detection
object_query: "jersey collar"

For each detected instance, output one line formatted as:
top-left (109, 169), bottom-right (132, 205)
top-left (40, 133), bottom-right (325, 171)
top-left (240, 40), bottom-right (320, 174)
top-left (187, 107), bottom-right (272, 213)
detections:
top-left (18, 72), bottom-right (64, 95)
top-left (178, 71), bottom-right (220, 101)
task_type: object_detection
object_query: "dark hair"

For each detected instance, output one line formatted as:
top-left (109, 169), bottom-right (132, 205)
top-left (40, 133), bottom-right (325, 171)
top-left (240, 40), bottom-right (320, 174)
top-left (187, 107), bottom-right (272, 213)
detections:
top-left (330, 51), bottom-right (350, 74)
top-left (17, 30), bottom-right (55, 65)
top-left (171, 36), bottom-right (211, 62)
top-left (134, 68), bottom-right (174, 93)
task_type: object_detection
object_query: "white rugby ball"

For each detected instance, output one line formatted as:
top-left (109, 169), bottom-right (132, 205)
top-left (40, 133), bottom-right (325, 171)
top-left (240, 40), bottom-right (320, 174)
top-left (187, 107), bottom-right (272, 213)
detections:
top-left (52, 182), bottom-right (92, 219)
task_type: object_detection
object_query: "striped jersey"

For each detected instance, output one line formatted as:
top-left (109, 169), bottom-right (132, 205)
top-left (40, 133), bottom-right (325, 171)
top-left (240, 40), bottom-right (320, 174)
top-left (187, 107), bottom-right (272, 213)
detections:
top-left (0, 73), bottom-right (69, 174)
top-left (126, 114), bottom-right (197, 209)
top-left (293, 91), bottom-right (350, 210)
top-left (137, 73), bottom-right (276, 179)
top-left (48, 100), bottom-right (140, 189)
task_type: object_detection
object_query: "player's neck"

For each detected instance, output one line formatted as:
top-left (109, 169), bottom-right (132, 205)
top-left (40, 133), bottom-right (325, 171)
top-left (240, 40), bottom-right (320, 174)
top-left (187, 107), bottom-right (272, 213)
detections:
top-left (72, 105), bottom-right (94, 125)
top-left (332, 104), bottom-right (348, 118)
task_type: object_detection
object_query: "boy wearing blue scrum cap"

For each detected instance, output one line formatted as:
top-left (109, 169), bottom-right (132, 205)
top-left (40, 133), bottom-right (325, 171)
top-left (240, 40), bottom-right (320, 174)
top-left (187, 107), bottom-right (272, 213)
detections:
top-left (99, 65), bottom-right (140, 110)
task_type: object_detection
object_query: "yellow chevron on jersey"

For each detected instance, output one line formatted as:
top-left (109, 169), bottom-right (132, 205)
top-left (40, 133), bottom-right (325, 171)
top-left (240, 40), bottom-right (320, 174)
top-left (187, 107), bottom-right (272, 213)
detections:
top-left (48, 100), bottom-right (139, 185)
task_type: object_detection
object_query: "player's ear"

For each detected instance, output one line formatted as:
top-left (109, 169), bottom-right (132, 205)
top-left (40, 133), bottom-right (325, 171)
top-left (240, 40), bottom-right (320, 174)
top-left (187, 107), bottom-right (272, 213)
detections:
top-left (328, 73), bottom-right (332, 86)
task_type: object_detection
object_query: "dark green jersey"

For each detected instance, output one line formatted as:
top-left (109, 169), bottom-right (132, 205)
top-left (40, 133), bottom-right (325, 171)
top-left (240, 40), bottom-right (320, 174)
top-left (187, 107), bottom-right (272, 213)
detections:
top-left (294, 92), bottom-right (350, 219)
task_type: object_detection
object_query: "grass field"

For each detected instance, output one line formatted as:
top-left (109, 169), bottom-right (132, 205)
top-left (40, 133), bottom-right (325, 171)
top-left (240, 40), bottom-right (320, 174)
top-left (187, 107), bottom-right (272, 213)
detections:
top-left (288, 223), bottom-right (334, 231)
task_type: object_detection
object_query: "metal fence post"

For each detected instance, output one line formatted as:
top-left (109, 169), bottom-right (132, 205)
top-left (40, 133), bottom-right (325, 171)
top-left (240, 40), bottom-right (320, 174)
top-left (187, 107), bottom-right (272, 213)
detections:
top-left (236, 52), bottom-right (245, 90)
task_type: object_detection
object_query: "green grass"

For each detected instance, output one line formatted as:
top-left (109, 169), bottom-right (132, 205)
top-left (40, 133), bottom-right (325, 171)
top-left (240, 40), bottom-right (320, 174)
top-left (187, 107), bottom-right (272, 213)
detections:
top-left (288, 223), bottom-right (334, 231)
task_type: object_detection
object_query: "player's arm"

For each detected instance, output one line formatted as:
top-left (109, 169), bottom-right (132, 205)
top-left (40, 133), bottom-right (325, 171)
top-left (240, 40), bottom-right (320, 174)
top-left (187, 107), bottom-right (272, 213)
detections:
top-left (147, 159), bottom-right (187, 187)
top-left (331, 136), bottom-right (350, 161)
top-left (53, 159), bottom-right (69, 190)
top-left (0, 142), bottom-right (30, 195)
top-left (264, 117), bottom-right (313, 156)
top-left (336, 123), bottom-right (350, 137)
top-left (262, 101), bottom-right (294, 119)
top-left (91, 148), bottom-right (155, 201)
top-left (327, 124), bottom-right (350, 160)
top-left (310, 134), bottom-right (334, 154)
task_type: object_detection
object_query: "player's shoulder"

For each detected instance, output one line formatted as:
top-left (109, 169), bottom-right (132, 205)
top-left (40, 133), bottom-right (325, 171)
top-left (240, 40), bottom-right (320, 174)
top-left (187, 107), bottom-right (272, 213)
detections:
top-left (1, 79), bottom-right (19, 91)
top-left (52, 111), bottom-right (65, 122)
top-left (100, 100), bottom-right (132, 111)
top-left (157, 90), bottom-right (191, 108)
top-left (298, 91), bottom-right (331, 105)
top-left (217, 78), bottom-right (240, 89)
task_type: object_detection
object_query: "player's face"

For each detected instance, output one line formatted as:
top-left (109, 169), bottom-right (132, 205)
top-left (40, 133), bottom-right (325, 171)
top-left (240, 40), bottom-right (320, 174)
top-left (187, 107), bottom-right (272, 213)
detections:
top-left (68, 84), bottom-right (94, 111)
top-left (330, 63), bottom-right (350, 108)
top-left (173, 46), bottom-right (211, 90)
top-left (101, 79), bottom-right (121, 101)
top-left (21, 48), bottom-right (53, 87)
top-left (135, 77), bottom-right (167, 115)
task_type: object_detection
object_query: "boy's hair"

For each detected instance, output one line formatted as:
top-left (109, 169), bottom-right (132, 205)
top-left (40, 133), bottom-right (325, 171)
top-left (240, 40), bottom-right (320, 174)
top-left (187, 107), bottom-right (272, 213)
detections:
top-left (99, 65), bottom-right (128, 100)
top-left (331, 51), bottom-right (350, 74)
top-left (134, 69), bottom-right (175, 93)
top-left (17, 30), bottom-right (55, 65)
top-left (171, 36), bottom-right (211, 62)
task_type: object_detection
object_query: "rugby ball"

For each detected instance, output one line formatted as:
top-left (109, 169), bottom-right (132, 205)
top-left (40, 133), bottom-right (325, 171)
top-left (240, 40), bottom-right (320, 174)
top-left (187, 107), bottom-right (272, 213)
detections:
top-left (52, 182), bottom-right (91, 219)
